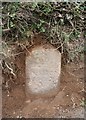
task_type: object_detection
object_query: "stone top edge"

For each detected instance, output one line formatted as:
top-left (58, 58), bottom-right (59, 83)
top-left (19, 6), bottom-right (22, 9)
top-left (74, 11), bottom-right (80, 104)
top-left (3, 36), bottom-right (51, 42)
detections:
top-left (27, 44), bottom-right (61, 54)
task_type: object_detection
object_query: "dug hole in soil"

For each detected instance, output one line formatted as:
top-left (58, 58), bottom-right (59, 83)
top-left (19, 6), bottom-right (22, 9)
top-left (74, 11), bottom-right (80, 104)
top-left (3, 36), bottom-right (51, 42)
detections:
top-left (2, 35), bottom-right (84, 118)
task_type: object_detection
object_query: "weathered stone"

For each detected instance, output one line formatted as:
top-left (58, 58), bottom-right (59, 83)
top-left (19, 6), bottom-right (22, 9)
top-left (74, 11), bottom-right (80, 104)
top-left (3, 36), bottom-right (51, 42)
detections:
top-left (26, 45), bottom-right (61, 97)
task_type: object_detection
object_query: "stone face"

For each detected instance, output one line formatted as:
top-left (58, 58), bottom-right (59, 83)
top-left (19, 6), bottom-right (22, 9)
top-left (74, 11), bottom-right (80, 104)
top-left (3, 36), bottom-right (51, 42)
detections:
top-left (26, 45), bottom-right (61, 97)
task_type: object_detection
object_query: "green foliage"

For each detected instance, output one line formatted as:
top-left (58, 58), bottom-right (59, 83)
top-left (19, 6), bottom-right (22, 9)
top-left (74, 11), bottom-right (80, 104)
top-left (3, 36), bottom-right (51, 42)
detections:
top-left (2, 2), bottom-right (84, 40)
top-left (81, 99), bottom-right (86, 107)
top-left (2, 2), bottom-right (85, 62)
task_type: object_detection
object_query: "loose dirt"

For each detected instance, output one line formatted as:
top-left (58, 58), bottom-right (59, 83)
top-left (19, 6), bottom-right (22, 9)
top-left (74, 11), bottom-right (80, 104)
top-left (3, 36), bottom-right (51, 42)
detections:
top-left (2, 35), bottom-right (84, 118)
top-left (2, 60), bottom-right (84, 118)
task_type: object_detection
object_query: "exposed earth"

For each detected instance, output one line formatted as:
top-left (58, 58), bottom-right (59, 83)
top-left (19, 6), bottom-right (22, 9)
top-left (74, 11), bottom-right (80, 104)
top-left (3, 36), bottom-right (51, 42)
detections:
top-left (2, 59), bottom-right (84, 118)
top-left (1, 34), bottom-right (84, 118)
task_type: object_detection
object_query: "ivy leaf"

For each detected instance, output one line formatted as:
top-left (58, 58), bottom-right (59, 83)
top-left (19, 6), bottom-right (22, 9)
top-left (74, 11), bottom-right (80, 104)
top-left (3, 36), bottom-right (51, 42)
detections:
top-left (32, 3), bottom-right (37, 10)
top-left (9, 13), bottom-right (16, 18)
top-left (10, 21), bottom-right (15, 28)
top-left (62, 32), bottom-right (70, 42)
top-left (40, 27), bottom-right (45, 32)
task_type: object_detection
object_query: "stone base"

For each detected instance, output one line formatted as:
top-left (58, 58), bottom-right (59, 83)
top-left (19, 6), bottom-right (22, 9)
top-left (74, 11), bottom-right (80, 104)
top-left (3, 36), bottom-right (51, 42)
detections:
top-left (26, 44), bottom-right (61, 97)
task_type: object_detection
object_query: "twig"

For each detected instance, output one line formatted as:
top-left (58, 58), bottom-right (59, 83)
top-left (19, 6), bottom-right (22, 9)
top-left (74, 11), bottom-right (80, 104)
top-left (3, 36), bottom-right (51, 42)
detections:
top-left (19, 43), bottom-right (31, 55)
top-left (54, 41), bottom-right (65, 52)
top-left (2, 28), bottom-right (10, 32)
top-left (71, 94), bottom-right (76, 108)
top-left (5, 62), bottom-right (16, 77)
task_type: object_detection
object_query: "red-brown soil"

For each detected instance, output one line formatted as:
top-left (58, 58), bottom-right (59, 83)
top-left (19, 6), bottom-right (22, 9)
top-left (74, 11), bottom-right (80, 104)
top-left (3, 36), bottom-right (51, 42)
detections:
top-left (2, 59), bottom-right (84, 118)
top-left (2, 35), bottom-right (84, 118)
